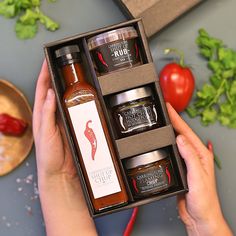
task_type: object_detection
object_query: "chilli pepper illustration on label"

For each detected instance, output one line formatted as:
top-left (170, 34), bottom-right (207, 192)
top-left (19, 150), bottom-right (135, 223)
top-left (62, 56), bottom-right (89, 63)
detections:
top-left (165, 166), bottom-right (171, 184)
top-left (131, 177), bottom-right (139, 193)
top-left (96, 51), bottom-right (108, 68)
top-left (135, 41), bottom-right (139, 59)
top-left (84, 120), bottom-right (97, 161)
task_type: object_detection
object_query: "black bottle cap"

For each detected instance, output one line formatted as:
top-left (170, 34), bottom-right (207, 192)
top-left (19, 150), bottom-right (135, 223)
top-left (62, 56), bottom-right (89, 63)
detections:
top-left (55, 45), bottom-right (81, 66)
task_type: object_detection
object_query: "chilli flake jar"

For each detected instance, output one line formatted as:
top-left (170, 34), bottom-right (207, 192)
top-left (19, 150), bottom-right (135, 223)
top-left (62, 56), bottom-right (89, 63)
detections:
top-left (87, 26), bottom-right (141, 75)
top-left (125, 149), bottom-right (175, 199)
top-left (109, 86), bottom-right (163, 137)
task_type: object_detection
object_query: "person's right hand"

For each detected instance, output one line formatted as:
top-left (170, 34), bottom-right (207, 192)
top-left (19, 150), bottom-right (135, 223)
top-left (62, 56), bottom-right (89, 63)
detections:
top-left (167, 103), bottom-right (233, 236)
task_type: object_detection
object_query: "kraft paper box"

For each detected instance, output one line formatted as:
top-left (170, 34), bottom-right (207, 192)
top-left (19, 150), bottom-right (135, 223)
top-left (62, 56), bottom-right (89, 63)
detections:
top-left (115, 0), bottom-right (203, 37)
top-left (44, 18), bottom-right (188, 217)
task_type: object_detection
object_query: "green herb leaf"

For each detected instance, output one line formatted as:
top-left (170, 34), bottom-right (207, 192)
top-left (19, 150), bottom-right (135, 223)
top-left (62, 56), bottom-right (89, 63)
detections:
top-left (15, 20), bottom-right (38, 39)
top-left (19, 8), bottom-right (39, 24)
top-left (38, 9), bottom-right (59, 31)
top-left (0, 2), bottom-right (16, 18)
top-left (201, 107), bottom-right (217, 125)
top-left (0, 0), bottom-right (59, 39)
top-left (187, 29), bottom-right (236, 129)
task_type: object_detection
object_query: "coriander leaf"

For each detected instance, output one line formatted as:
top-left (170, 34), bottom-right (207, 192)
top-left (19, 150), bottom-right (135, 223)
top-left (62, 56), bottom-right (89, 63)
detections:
top-left (199, 48), bottom-right (212, 59)
top-left (186, 106), bottom-right (199, 117)
top-left (229, 80), bottom-right (236, 97)
top-left (37, 9), bottom-right (59, 31)
top-left (197, 84), bottom-right (216, 99)
top-left (0, 3), bottom-right (16, 18)
top-left (208, 60), bottom-right (222, 73)
top-left (19, 8), bottom-right (39, 24)
top-left (187, 29), bottom-right (236, 128)
top-left (220, 102), bottom-right (232, 115)
top-left (0, 0), bottom-right (59, 39)
top-left (201, 107), bottom-right (217, 125)
top-left (16, 0), bottom-right (32, 9)
top-left (210, 75), bottom-right (222, 88)
top-left (15, 20), bottom-right (38, 39)
top-left (218, 115), bottom-right (230, 126)
top-left (32, 0), bottom-right (40, 7)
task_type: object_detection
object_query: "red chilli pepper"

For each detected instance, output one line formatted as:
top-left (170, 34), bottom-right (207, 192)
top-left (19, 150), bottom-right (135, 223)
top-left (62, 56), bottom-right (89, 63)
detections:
top-left (123, 207), bottom-right (139, 236)
top-left (84, 120), bottom-right (97, 161)
top-left (0, 113), bottom-right (27, 136)
top-left (207, 140), bottom-right (222, 170)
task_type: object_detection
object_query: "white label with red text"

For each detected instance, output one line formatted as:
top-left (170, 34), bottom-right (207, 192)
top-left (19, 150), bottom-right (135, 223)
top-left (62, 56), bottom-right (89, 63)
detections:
top-left (68, 101), bottom-right (121, 199)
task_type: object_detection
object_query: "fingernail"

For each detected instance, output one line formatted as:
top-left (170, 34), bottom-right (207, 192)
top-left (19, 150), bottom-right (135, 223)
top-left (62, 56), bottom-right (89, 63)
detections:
top-left (177, 135), bottom-right (186, 146)
top-left (46, 89), bottom-right (54, 100)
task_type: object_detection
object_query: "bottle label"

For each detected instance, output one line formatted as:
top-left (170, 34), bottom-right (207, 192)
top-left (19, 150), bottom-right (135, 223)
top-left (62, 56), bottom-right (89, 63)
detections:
top-left (68, 101), bottom-right (121, 199)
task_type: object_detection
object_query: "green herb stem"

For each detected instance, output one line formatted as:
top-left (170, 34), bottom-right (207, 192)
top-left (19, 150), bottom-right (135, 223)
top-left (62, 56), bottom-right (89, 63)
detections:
top-left (164, 48), bottom-right (185, 67)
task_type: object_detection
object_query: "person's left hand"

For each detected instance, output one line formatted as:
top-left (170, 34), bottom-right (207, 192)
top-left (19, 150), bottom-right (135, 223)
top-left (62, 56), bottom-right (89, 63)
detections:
top-left (33, 60), bottom-right (97, 236)
top-left (33, 60), bottom-right (77, 179)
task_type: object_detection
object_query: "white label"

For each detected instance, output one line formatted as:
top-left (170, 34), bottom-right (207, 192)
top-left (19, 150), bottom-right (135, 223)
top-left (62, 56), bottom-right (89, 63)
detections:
top-left (68, 101), bottom-right (121, 199)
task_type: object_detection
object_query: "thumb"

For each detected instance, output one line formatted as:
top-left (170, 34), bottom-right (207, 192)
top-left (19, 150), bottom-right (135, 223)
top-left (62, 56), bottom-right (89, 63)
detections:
top-left (40, 88), bottom-right (57, 136)
top-left (176, 135), bottom-right (203, 184)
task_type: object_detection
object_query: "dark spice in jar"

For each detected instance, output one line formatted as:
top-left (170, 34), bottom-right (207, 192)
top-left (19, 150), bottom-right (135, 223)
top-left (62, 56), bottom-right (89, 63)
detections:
top-left (87, 26), bottom-right (141, 75)
top-left (109, 86), bottom-right (162, 137)
top-left (125, 149), bottom-right (175, 198)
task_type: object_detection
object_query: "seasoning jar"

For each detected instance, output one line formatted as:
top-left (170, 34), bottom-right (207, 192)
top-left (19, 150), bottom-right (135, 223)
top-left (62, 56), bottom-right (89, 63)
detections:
top-left (125, 149), bottom-right (175, 199)
top-left (87, 26), bottom-right (141, 75)
top-left (109, 86), bottom-right (162, 137)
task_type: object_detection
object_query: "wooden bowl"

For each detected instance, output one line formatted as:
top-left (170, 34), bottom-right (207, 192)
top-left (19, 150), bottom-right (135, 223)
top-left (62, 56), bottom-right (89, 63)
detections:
top-left (0, 79), bottom-right (33, 176)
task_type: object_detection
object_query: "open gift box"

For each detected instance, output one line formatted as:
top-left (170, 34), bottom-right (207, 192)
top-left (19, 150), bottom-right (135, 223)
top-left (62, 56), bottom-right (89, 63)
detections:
top-left (44, 18), bottom-right (188, 217)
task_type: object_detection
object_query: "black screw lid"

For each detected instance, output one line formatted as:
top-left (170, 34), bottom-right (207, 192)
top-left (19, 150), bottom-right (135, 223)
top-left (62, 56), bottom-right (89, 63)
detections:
top-left (55, 45), bottom-right (81, 66)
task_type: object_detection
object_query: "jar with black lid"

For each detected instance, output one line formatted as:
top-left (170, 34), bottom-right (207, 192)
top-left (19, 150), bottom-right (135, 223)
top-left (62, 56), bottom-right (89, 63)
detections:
top-left (125, 149), bottom-right (175, 199)
top-left (109, 86), bottom-right (163, 137)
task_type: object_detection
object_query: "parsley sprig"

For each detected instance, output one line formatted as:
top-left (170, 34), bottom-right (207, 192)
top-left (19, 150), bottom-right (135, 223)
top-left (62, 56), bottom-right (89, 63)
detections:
top-left (187, 29), bottom-right (236, 128)
top-left (0, 0), bottom-right (59, 39)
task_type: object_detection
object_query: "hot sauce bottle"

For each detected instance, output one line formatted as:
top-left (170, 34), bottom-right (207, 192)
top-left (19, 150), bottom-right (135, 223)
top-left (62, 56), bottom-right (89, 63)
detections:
top-left (55, 45), bottom-right (128, 212)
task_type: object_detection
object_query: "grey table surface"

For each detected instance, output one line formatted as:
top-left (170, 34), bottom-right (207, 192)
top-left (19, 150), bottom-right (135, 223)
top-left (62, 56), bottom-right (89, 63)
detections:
top-left (0, 0), bottom-right (236, 235)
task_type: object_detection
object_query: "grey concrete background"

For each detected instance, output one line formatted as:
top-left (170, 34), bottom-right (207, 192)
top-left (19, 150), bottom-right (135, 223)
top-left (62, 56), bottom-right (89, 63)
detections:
top-left (0, 0), bottom-right (235, 235)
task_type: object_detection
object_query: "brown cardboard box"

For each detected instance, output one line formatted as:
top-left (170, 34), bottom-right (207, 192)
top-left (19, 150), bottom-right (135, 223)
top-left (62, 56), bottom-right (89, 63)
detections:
top-left (44, 18), bottom-right (188, 217)
top-left (115, 0), bottom-right (203, 37)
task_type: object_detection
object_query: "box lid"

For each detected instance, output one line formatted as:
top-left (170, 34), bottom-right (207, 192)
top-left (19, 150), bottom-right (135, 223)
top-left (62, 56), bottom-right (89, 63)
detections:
top-left (115, 0), bottom-right (203, 37)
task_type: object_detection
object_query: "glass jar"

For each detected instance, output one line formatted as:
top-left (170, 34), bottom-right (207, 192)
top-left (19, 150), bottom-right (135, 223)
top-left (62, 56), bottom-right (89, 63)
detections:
top-left (109, 86), bottom-right (162, 137)
top-left (125, 149), bottom-right (175, 199)
top-left (87, 26), bottom-right (141, 75)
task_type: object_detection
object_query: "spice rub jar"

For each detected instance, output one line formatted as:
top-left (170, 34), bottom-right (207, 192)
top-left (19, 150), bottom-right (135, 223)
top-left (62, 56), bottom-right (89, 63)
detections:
top-left (109, 86), bottom-right (163, 137)
top-left (125, 149), bottom-right (175, 199)
top-left (87, 26), bottom-right (141, 75)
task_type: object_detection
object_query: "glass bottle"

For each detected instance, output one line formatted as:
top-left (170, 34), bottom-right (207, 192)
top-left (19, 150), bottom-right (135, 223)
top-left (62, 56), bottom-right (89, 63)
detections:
top-left (55, 45), bottom-right (128, 212)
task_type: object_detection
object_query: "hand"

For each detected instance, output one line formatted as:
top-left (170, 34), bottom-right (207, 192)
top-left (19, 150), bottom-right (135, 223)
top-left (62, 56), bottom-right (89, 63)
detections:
top-left (33, 60), bottom-right (97, 236)
top-left (167, 103), bottom-right (233, 236)
top-left (33, 60), bottom-right (77, 179)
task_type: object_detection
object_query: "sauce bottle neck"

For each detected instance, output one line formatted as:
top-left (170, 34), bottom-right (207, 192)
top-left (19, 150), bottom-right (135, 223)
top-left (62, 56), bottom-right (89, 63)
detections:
top-left (61, 63), bottom-right (86, 87)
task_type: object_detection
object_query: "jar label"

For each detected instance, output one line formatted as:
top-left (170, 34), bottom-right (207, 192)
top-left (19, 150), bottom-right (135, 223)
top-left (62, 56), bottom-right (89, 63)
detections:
top-left (117, 104), bottom-right (158, 133)
top-left (68, 101), bottom-right (121, 199)
top-left (91, 38), bottom-right (140, 74)
top-left (130, 164), bottom-right (173, 195)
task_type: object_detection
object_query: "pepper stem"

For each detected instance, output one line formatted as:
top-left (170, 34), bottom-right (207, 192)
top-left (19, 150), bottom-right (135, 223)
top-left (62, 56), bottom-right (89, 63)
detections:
top-left (164, 48), bottom-right (185, 67)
